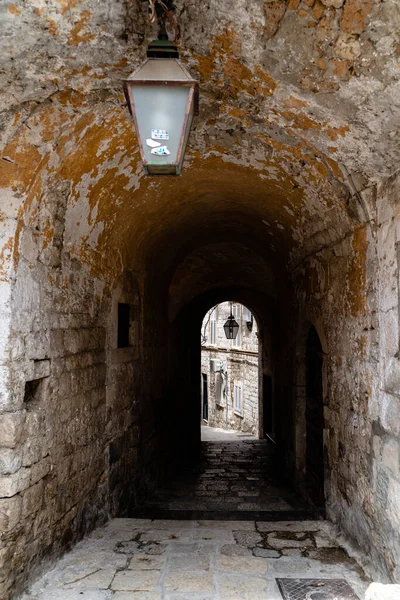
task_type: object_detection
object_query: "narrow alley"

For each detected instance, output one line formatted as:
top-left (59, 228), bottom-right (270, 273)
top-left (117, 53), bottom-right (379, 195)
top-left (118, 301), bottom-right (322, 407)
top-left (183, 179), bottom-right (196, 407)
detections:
top-left (1, 0), bottom-right (400, 598)
top-left (135, 427), bottom-right (307, 519)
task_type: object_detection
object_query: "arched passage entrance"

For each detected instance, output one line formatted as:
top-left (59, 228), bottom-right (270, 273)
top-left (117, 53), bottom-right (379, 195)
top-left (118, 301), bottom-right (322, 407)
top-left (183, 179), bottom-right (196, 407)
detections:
top-left (200, 300), bottom-right (262, 438)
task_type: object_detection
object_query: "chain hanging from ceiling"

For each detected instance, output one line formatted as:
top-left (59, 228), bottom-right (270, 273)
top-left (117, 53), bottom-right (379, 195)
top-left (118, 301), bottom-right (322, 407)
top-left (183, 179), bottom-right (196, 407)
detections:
top-left (147, 0), bottom-right (179, 40)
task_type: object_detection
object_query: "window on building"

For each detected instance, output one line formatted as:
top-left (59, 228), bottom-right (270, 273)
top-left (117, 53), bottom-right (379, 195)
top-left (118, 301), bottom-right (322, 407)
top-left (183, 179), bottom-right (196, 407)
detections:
top-left (216, 372), bottom-right (225, 406)
top-left (232, 304), bottom-right (242, 348)
top-left (210, 307), bottom-right (217, 345)
top-left (233, 380), bottom-right (243, 416)
top-left (117, 303), bottom-right (131, 348)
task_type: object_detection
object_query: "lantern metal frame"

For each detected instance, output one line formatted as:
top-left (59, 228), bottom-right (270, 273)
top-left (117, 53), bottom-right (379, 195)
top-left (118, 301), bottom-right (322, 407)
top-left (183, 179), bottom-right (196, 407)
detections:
top-left (123, 41), bottom-right (199, 176)
top-left (223, 313), bottom-right (240, 340)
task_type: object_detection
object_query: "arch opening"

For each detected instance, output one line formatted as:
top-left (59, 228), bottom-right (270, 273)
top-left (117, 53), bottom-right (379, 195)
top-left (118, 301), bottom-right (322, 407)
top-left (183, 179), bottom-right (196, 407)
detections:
top-left (200, 301), bottom-right (262, 440)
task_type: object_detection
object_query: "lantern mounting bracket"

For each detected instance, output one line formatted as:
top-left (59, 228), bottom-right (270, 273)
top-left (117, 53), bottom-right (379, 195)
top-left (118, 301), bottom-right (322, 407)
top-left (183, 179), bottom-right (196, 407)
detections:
top-left (148, 0), bottom-right (179, 41)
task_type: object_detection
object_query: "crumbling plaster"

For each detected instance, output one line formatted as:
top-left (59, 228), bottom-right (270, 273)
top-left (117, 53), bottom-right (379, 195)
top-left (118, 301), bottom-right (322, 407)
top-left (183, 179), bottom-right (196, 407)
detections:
top-left (0, 0), bottom-right (399, 598)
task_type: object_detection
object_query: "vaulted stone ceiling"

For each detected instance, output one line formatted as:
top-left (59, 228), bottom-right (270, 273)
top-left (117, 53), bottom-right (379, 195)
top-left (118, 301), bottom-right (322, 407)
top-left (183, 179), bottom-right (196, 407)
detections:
top-left (1, 0), bottom-right (399, 289)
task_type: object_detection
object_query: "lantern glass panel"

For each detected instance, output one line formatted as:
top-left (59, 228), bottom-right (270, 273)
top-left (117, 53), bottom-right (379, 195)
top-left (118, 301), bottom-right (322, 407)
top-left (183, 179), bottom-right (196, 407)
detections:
top-left (130, 85), bottom-right (191, 172)
top-left (224, 317), bottom-right (239, 340)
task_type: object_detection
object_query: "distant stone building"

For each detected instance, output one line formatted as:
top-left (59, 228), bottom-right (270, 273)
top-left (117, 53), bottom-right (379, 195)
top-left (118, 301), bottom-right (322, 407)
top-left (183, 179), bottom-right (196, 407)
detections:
top-left (201, 302), bottom-right (259, 435)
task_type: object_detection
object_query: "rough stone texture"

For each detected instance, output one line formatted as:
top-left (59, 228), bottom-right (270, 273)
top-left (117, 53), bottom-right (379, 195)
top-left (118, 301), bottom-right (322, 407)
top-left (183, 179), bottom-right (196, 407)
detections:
top-left (0, 0), bottom-right (399, 597)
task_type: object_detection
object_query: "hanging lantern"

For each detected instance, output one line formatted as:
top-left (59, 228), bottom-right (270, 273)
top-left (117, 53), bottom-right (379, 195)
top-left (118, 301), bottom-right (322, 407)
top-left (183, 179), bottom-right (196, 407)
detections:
top-left (123, 40), bottom-right (199, 175)
top-left (224, 314), bottom-right (239, 340)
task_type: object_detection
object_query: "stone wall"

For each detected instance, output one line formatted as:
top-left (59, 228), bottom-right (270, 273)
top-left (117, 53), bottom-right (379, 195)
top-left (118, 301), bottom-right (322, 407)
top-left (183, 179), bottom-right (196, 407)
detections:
top-left (201, 302), bottom-right (259, 435)
top-left (284, 176), bottom-right (400, 582)
top-left (0, 186), bottom-right (146, 597)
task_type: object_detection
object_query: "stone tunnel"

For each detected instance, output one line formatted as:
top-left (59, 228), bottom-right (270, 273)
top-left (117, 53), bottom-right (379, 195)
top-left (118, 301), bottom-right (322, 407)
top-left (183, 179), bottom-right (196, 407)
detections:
top-left (0, 0), bottom-right (399, 598)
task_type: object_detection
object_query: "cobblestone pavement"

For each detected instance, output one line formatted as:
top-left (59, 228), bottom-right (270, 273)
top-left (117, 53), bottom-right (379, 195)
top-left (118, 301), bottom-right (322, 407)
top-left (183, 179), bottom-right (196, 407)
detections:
top-left (138, 429), bottom-right (305, 517)
top-left (20, 519), bottom-right (370, 600)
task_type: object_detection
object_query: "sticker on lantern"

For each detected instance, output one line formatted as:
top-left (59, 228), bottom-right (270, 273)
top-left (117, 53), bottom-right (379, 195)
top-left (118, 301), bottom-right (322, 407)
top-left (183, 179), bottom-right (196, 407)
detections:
top-left (151, 146), bottom-right (170, 155)
top-left (146, 139), bottom-right (161, 148)
top-left (151, 129), bottom-right (169, 140)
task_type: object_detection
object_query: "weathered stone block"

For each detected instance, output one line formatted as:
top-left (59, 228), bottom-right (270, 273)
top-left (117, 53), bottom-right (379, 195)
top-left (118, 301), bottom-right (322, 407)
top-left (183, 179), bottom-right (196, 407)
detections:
top-left (340, 0), bottom-right (372, 34)
top-left (20, 229), bottom-right (39, 265)
top-left (0, 495), bottom-right (22, 530)
top-left (0, 413), bottom-right (23, 448)
top-left (22, 481), bottom-right (44, 517)
top-left (0, 468), bottom-right (30, 497)
top-left (381, 438), bottom-right (400, 476)
top-left (321, 0), bottom-right (343, 6)
top-left (32, 359), bottom-right (51, 380)
top-left (334, 33), bottom-right (361, 60)
top-left (0, 449), bottom-right (22, 475)
top-left (30, 456), bottom-right (51, 485)
top-left (380, 393), bottom-right (400, 437)
top-left (22, 439), bottom-right (45, 467)
top-left (387, 478), bottom-right (400, 528)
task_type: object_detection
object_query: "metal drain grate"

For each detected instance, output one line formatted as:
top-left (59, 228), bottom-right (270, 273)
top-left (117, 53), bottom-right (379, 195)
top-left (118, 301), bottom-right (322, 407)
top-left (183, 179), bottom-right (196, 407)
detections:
top-left (276, 579), bottom-right (360, 600)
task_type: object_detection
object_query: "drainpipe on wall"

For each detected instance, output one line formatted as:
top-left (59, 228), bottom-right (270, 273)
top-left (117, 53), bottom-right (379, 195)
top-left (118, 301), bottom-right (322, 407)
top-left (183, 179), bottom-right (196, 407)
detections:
top-left (222, 369), bottom-right (229, 430)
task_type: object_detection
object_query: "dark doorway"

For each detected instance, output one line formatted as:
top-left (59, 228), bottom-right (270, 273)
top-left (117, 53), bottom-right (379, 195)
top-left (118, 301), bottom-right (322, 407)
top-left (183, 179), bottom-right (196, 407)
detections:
top-left (202, 373), bottom-right (208, 421)
top-left (305, 326), bottom-right (325, 509)
top-left (117, 303), bottom-right (130, 348)
top-left (263, 374), bottom-right (273, 440)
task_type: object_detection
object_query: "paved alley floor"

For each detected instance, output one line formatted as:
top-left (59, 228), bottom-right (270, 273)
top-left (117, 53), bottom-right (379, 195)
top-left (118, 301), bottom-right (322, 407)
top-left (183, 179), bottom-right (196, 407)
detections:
top-left (200, 425), bottom-right (257, 442)
top-left (135, 426), bottom-right (306, 519)
top-left (20, 518), bottom-right (370, 600)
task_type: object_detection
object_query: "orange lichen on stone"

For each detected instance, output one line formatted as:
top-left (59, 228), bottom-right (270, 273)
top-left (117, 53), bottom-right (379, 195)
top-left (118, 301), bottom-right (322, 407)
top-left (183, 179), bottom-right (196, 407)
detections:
top-left (67, 11), bottom-right (96, 46)
top-left (280, 109), bottom-right (323, 131)
top-left (315, 9), bottom-right (337, 41)
top-left (283, 96), bottom-right (310, 109)
top-left (324, 124), bottom-right (350, 141)
top-left (298, 8), bottom-right (309, 19)
top-left (340, 0), bottom-right (373, 34)
top-left (0, 238), bottom-right (14, 281)
top-left (41, 217), bottom-right (55, 251)
top-left (193, 30), bottom-right (277, 100)
top-left (34, 7), bottom-right (45, 16)
top-left (113, 57), bottom-right (128, 69)
top-left (254, 65), bottom-right (278, 94)
top-left (312, 1), bottom-right (326, 21)
top-left (263, 1), bottom-right (287, 39)
top-left (229, 107), bottom-right (247, 119)
top-left (56, 0), bottom-right (84, 15)
top-left (12, 112), bottom-right (21, 126)
top-left (46, 18), bottom-right (58, 37)
top-left (8, 4), bottom-right (21, 15)
top-left (0, 138), bottom-right (43, 191)
top-left (331, 58), bottom-right (350, 80)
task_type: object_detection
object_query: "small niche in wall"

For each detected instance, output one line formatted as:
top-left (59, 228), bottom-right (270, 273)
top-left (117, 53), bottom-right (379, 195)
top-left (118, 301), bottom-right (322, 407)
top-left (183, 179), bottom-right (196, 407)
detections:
top-left (24, 378), bottom-right (45, 410)
top-left (117, 303), bottom-right (131, 348)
